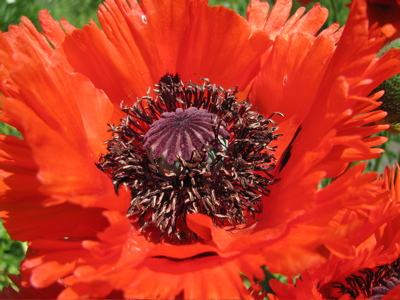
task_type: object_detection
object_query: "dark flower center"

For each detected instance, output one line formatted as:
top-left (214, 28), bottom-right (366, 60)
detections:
top-left (143, 107), bottom-right (230, 171)
top-left (98, 74), bottom-right (281, 243)
top-left (332, 258), bottom-right (400, 299)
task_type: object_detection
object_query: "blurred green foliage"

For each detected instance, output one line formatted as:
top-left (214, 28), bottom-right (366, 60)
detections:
top-left (0, 220), bottom-right (26, 289)
top-left (0, 123), bottom-right (22, 290)
top-left (367, 131), bottom-right (400, 173)
top-left (0, 0), bottom-right (103, 31)
top-left (0, 122), bottom-right (20, 138)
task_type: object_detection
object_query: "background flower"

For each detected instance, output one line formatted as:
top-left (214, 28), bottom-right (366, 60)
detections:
top-left (268, 165), bottom-right (400, 299)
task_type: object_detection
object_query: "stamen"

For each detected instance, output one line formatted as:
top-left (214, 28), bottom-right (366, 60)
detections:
top-left (332, 258), bottom-right (400, 299)
top-left (98, 74), bottom-right (282, 243)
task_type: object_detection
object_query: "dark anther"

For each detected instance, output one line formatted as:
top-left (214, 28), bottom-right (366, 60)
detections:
top-left (98, 74), bottom-right (282, 243)
top-left (332, 258), bottom-right (400, 299)
top-left (279, 125), bottom-right (301, 172)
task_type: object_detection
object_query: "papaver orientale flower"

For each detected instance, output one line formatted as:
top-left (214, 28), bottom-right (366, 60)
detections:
top-left (0, 0), bottom-right (400, 298)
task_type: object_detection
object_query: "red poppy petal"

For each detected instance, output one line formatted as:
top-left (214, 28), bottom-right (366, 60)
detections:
top-left (59, 280), bottom-right (115, 299)
top-left (382, 285), bottom-right (400, 300)
top-left (1, 37), bottom-right (127, 210)
top-left (38, 10), bottom-right (76, 48)
top-left (60, 0), bottom-right (269, 106)
top-left (251, 0), bottom-right (400, 182)
top-left (250, 31), bottom-right (337, 159)
top-left (367, 0), bottom-right (400, 4)
top-left (0, 274), bottom-right (64, 299)
top-left (366, 0), bottom-right (400, 41)
top-left (247, 0), bottom-right (328, 40)
top-left (246, 0), bottom-right (271, 31)
top-left (283, 3), bottom-right (328, 36)
top-left (259, 0), bottom-right (293, 39)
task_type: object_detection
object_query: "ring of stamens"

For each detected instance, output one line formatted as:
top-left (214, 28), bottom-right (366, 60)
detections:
top-left (98, 74), bottom-right (282, 243)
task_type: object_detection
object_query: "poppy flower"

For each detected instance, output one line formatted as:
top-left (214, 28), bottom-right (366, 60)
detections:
top-left (1, 0), bottom-right (400, 299)
top-left (268, 164), bottom-right (400, 299)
